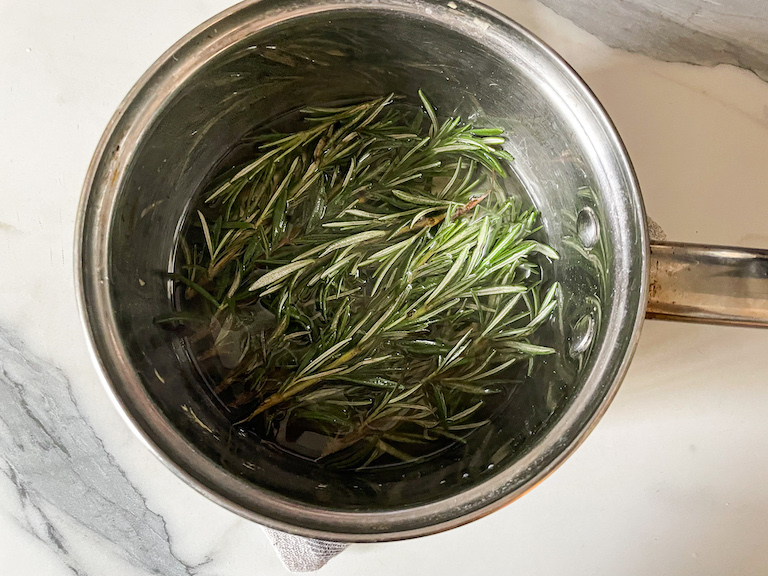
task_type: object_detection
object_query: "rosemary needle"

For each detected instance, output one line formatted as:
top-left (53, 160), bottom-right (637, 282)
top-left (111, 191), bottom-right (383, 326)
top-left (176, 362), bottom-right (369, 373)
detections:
top-left (170, 92), bottom-right (560, 469)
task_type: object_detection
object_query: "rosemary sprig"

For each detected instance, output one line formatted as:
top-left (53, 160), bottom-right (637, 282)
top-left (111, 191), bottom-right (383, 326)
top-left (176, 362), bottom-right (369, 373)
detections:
top-left (171, 92), bottom-right (559, 468)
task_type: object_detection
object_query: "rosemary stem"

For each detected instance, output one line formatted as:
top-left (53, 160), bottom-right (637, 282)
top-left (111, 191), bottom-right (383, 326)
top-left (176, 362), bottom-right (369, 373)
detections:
top-left (173, 92), bottom-right (560, 467)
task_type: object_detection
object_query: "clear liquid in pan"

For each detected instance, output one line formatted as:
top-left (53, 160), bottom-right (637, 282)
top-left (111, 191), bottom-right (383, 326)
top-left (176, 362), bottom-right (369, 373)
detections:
top-left (170, 101), bottom-right (562, 470)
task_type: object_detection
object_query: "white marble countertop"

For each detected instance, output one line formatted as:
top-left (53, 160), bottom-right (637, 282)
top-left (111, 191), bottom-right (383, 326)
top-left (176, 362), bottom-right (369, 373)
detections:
top-left (2, 1), bottom-right (767, 574)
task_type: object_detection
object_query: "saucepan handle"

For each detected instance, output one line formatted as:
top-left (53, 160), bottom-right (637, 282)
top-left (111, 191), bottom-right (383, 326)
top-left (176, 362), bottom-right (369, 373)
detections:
top-left (647, 242), bottom-right (768, 328)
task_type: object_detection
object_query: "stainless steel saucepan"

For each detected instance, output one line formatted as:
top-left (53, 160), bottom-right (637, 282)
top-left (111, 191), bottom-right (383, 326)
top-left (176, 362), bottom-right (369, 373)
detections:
top-left (76, 0), bottom-right (768, 541)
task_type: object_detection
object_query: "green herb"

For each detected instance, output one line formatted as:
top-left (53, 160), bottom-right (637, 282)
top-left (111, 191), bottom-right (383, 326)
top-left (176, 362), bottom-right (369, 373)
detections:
top-left (171, 92), bottom-right (559, 469)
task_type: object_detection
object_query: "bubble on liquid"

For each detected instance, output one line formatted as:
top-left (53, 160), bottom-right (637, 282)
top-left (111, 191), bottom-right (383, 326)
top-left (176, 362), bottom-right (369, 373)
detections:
top-left (576, 207), bottom-right (599, 249)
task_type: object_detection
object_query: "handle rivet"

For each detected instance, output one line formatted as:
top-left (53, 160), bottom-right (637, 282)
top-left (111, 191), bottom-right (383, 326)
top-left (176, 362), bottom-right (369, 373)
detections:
top-left (577, 207), bottom-right (599, 250)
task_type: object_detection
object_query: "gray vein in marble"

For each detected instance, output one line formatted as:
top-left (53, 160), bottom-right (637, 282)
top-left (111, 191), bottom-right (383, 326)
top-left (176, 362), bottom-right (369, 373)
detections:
top-left (0, 327), bottom-right (193, 575)
top-left (538, 0), bottom-right (768, 82)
